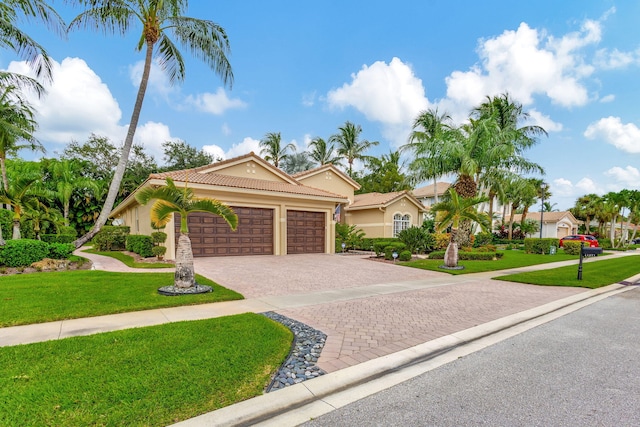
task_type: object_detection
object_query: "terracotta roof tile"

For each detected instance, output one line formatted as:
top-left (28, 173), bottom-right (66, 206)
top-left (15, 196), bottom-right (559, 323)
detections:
top-left (512, 211), bottom-right (576, 223)
top-left (292, 164), bottom-right (361, 189)
top-left (412, 182), bottom-right (451, 198)
top-left (149, 170), bottom-right (346, 200)
top-left (348, 191), bottom-right (425, 210)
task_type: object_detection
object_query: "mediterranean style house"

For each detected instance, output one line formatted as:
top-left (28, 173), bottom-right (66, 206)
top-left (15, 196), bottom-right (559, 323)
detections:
top-left (512, 211), bottom-right (579, 238)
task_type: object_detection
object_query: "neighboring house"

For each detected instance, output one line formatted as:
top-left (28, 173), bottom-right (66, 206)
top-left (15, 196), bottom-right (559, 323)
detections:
top-left (512, 211), bottom-right (579, 238)
top-left (344, 191), bottom-right (426, 238)
top-left (110, 153), bottom-right (348, 259)
top-left (412, 181), bottom-right (451, 208)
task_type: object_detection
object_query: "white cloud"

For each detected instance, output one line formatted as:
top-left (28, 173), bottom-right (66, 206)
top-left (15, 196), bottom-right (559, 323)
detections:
top-left (327, 57), bottom-right (429, 125)
top-left (444, 19), bottom-right (601, 114)
top-left (202, 144), bottom-right (226, 160)
top-left (552, 178), bottom-right (575, 197)
top-left (575, 177), bottom-right (602, 194)
top-left (132, 121), bottom-right (180, 163)
top-left (302, 91), bottom-right (316, 107)
top-left (225, 137), bottom-right (261, 158)
top-left (8, 57), bottom-right (125, 147)
top-left (129, 59), bottom-right (176, 98)
top-left (221, 123), bottom-right (231, 135)
top-left (605, 166), bottom-right (640, 189)
top-left (184, 87), bottom-right (246, 115)
top-left (599, 94), bottom-right (615, 103)
top-left (527, 109), bottom-right (563, 132)
top-left (594, 48), bottom-right (638, 70)
top-left (584, 116), bottom-right (640, 153)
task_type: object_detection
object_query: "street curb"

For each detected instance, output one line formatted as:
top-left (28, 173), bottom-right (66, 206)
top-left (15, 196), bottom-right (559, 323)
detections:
top-left (171, 282), bottom-right (636, 427)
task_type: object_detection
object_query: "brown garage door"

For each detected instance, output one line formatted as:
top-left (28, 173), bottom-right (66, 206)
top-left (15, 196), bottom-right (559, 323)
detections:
top-left (175, 207), bottom-right (273, 257)
top-left (287, 210), bottom-right (325, 254)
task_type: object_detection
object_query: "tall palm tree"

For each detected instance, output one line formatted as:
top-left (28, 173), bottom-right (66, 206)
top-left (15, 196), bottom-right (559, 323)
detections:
top-left (0, 0), bottom-right (65, 93)
top-left (520, 178), bottom-right (545, 225)
top-left (307, 137), bottom-right (342, 166)
top-left (0, 85), bottom-right (41, 192)
top-left (47, 159), bottom-right (99, 226)
top-left (136, 178), bottom-right (237, 289)
top-left (0, 175), bottom-right (40, 239)
top-left (431, 188), bottom-right (490, 268)
top-left (330, 121), bottom-right (378, 176)
top-left (259, 132), bottom-right (295, 168)
top-left (280, 151), bottom-right (314, 174)
top-left (69, 0), bottom-right (233, 247)
top-left (403, 108), bottom-right (455, 203)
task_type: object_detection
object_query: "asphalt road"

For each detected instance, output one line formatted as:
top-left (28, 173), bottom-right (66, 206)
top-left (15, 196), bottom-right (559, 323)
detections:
top-left (304, 287), bottom-right (640, 427)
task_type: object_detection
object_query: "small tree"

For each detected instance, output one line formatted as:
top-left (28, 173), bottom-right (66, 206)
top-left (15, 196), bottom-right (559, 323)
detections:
top-left (136, 178), bottom-right (237, 289)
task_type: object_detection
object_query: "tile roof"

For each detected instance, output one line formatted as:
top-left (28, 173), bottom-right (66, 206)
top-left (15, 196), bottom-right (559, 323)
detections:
top-left (512, 211), bottom-right (577, 223)
top-left (412, 182), bottom-right (451, 198)
top-left (148, 170), bottom-right (346, 200)
top-left (292, 164), bottom-right (361, 189)
top-left (347, 191), bottom-right (425, 210)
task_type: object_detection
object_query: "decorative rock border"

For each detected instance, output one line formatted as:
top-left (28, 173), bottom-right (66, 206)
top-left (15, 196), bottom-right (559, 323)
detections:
top-left (262, 312), bottom-right (327, 392)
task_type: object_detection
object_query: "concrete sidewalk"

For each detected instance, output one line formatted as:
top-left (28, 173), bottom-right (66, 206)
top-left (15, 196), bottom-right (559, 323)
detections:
top-left (2, 249), bottom-right (638, 426)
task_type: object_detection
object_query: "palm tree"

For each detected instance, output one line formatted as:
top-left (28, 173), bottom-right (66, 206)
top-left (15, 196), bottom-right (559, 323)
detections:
top-left (0, 85), bottom-right (41, 192)
top-left (330, 121), bottom-right (378, 176)
top-left (22, 199), bottom-right (62, 240)
top-left (259, 132), bottom-right (295, 168)
top-left (520, 178), bottom-right (544, 225)
top-left (280, 152), bottom-right (314, 174)
top-left (0, 175), bottom-right (40, 239)
top-left (135, 178), bottom-right (237, 289)
top-left (47, 159), bottom-right (99, 226)
top-left (0, 0), bottom-right (65, 93)
top-left (431, 188), bottom-right (490, 268)
top-left (69, 0), bottom-right (233, 247)
top-left (307, 137), bottom-right (342, 166)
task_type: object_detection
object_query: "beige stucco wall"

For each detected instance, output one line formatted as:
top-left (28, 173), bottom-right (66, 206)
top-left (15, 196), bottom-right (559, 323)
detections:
top-left (113, 185), bottom-right (337, 260)
top-left (297, 171), bottom-right (355, 203)
top-left (200, 160), bottom-right (289, 182)
top-left (347, 198), bottom-right (423, 239)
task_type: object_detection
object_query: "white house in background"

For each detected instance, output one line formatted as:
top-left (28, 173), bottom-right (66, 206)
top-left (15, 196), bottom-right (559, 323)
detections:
top-left (512, 211), bottom-right (579, 239)
top-left (412, 181), bottom-right (512, 230)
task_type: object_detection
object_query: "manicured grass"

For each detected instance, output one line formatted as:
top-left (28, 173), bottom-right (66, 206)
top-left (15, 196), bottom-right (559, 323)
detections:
top-left (0, 271), bottom-right (243, 327)
top-left (0, 313), bottom-right (292, 426)
top-left (495, 254), bottom-right (640, 288)
top-left (83, 248), bottom-right (174, 268)
top-left (401, 249), bottom-right (581, 274)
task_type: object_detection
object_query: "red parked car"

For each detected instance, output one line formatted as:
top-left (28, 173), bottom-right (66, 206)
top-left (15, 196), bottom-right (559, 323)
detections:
top-left (559, 234), bottom-right (599, 247)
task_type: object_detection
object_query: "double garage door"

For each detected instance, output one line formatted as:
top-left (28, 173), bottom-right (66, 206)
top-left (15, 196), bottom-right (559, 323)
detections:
top-left (176, 208), bottom-right (325, 257)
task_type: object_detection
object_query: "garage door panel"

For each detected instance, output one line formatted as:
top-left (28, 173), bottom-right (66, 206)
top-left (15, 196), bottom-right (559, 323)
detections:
top-left (176, 207), bottom-right (274, 257)
top-left (287, 210), bottom-right (325, 254)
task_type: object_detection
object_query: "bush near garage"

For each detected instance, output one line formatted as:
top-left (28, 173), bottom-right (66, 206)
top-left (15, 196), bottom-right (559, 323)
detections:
top-left (126, 235), bottom-right (154, 258)
top-left (93, 226), bottom-right (130, 251)
top-left (397, 226), bottom-right (435, 254)
top-left (383, 242), bottom-right (407, 260)
top-left (524, 238), bottom-right (559, 254)
top-left (562, 240), bottom-right (583, 255)
top-left (372, 239), bottom-right (400, 256)
top-left (398, 250), bottom-right (412, 261)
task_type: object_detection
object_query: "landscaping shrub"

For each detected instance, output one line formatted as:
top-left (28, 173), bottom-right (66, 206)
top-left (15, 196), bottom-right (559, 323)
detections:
top-left (428, 250), bottom-right (503, 260)
top-left (397, 226), bottom-right (435, 254)
top-left (384, 242), bottom-right (407, 260)
top-left (434, 233), bottom-right (450, 250)
top-left (524, 238), bottom-right (559, 254)
top-left (373, 239), bottom-right (400, 256)
top-left (0, 239), bottom-right (50, 267)
top-left (335, 223), bottom-right (365, 252)
top-left (562, 241), bottom-right (583, 255)
top-left (58, 226), bottom-right (78, 237)
top-left (399, 250), bottom-right (412, 261)
top-left (598, 238), bottom-right (612, 249)
top-left (93, 226), bottom-right (130, 251)
top-left (48, 243), bottom-right (75, 259)
top-left (473, 232), bottom-right (495, 247)
top-left (126, 235), bottom-right (154, 258)
top-left (152, 245), bottom-right (167, 258)
top-left (41, 234), bottom-right (75, 244)
top-left (151, 232), bottom-right (167, 245)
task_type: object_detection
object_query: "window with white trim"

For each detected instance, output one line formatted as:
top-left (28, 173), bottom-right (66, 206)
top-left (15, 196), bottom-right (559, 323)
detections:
top-left (393, 213), bottom-right (411, 237)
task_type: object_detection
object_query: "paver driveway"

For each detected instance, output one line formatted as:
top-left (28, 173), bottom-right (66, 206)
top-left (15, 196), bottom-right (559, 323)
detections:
top-left (193, 253), bottom-right (447, 298)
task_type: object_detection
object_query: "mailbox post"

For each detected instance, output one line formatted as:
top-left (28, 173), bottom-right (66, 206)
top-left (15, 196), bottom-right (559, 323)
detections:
top-left (577, 242), bottom-right (584, 280)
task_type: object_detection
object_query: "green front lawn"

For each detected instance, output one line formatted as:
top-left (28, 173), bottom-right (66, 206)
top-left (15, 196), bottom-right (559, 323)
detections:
top-left (0, 313), bottom-right (291, 426)
top-left (83, 248), bottom-right (174, 268)
top-left (495, 255), bottom-right (640, 288)
top-left (401, 249), bottom-right (580, 274)
top-left (0, 271), bottom-right (243, 327)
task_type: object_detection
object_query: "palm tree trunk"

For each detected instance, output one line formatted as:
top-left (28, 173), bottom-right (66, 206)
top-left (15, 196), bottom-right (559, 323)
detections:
top-left (12, 219), bottom-right (20, 240)
top-left (487, 191), bottom-right (495, 231)
top-left (433, 178), bottom-right (438, 204)
top-left (174, 233), bottom-right (196, 288)
top-left (0, 223), bottom-right (5, 245)
top-left (444, 228), bottom-right (458, 267)
top-left (0, 156), bottom-right (7, 192)
top-left (585, 215), bottom-right (590, 234)
top-left (508, 203), bottom-right (517, 240)
top-left (64, 200), bottom-right (69, 227)
top-left (73, 40), bottom-right (154, 248)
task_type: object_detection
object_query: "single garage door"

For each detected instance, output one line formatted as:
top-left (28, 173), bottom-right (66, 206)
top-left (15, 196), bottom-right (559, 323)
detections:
top-left (287, 210), bottom-right (325, 254)
top-left (176, 207), bottom-right (274, 257)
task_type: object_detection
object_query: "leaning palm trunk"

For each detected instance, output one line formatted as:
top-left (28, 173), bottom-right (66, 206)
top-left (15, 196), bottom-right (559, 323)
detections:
top-left (444, 229), bottom-right (459, 267)
top-left (174, 233), bottom-right (196, 288)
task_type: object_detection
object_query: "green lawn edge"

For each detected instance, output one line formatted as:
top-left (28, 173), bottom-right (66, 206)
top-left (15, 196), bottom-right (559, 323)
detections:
top-left (495, 255), bottom-right (640, 288)
top-left (0, 271), bottom-right (243, 327)
top-left (83, 248), bottom-right (174, 268)
top-left (0, 313), bottom-right (292, 426)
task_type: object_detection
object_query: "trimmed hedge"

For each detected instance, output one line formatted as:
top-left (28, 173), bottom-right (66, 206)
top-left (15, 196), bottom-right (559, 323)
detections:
top-left (562, 241), bottom-right (583, 255)
top-left (0, 239), bottom-right (51, 267)
top-left (383, 243), bottom-right (407, 260)
top-left (48, 243), bottom-right (75, 259)
top-left (428, 251), bottom-right (504, 260)
top-left (372, 239), bottom-right (400, 256)
top-left (41, 234), bottom-right (75, 244)
top-left (93, 226), bottom-right (130, 251)
top-left (399, 250), bottom-right (412, 261)
top-left (524, 238), bottom-right (559, 254)
top-left (151, 232), bottom-right (167, 244)
top-left (126, 235), bottom-right (154, 258)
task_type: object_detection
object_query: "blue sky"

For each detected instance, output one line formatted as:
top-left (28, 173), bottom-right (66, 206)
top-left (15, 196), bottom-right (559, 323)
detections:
top-left (2, 0), bottom-right (640, 210)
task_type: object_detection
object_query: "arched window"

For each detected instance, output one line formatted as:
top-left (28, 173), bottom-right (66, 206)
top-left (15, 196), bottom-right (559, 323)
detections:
top-left (393, 213), bottom-right (411, 237)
